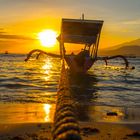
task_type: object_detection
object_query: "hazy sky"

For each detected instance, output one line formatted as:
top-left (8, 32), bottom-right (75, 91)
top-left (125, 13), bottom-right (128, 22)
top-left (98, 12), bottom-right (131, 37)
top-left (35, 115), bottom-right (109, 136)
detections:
top-left (0, 0), bottom-right (140, 53)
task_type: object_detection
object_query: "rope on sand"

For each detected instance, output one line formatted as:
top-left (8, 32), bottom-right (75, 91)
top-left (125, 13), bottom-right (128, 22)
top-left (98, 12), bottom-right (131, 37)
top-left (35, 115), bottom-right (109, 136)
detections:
top-left (52, 61), bottom-right (82, 140)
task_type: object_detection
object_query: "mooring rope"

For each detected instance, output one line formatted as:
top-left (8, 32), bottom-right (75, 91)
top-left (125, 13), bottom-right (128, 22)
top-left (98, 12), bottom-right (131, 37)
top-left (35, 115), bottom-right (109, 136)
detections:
top-left (52, 60), bottom-right (82, 140)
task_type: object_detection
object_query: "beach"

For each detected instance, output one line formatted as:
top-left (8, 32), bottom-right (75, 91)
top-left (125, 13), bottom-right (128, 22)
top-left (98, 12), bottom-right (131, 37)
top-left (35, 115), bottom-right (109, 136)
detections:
top-left (0, 102), bottom-right (140, 140)
top-left (0, 122), bottom-right (140, 140)
top-left (0, 55), bottom-right (140, 139)
top-left (1, 0), bottom-right (140, 139)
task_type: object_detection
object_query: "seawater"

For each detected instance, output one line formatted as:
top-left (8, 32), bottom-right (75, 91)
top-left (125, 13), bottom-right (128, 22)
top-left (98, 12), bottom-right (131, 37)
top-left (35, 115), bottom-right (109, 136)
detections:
top-left (0, 54), bottom-right (140, 123)
top-left (0, 54), bottom-right (60, 103)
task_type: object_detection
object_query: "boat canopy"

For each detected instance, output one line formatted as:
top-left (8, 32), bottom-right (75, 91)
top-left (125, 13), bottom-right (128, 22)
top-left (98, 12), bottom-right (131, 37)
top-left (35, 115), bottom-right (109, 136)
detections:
top-left (58, 18), bottom-right (104, 59)
top-left (60, 18), bottom-right (104, 44)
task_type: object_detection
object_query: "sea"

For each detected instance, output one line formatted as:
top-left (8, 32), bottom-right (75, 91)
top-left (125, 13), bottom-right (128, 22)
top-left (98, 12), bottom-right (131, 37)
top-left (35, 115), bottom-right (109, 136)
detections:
top-left (0, 53), bottom-right (140, 123)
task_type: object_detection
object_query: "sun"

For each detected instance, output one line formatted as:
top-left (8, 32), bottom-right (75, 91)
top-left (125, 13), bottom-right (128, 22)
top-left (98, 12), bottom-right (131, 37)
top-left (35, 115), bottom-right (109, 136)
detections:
top-left (38, 29), bottom-right (57, 47)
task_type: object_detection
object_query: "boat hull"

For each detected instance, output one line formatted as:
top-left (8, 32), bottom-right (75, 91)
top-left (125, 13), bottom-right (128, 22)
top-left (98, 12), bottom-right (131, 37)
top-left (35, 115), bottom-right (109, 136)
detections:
top-left (65, 55), bottom-right (94, 73)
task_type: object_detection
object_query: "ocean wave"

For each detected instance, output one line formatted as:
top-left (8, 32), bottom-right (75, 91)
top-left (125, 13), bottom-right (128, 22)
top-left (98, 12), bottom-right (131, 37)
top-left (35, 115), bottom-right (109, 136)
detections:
top-left (0, 55), bottom-right (140, 108)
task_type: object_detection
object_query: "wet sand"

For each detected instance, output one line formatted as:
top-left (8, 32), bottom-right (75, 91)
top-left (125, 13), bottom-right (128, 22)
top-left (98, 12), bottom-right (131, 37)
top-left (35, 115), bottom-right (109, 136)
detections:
top-left (0, 103), bottom-right (56, 123)
top-left (80, 122), bottom-right (140, 140)
top-left (0, 103), bottom-right (140, 139)
top-left (0, 123), bottom-right (52, 140)
top-left (0, 122), bottom-right (140, 140)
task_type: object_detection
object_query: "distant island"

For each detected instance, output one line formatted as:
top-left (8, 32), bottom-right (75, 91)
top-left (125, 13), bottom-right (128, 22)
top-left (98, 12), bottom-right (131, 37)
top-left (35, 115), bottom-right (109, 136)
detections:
top-left (99, 38), bottom-right (140, 56)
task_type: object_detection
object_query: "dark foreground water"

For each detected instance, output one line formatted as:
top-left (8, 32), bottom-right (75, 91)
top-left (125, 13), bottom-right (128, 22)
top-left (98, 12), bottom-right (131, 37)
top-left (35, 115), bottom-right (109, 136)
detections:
top-left (0, 54), bottom-right (140, 123)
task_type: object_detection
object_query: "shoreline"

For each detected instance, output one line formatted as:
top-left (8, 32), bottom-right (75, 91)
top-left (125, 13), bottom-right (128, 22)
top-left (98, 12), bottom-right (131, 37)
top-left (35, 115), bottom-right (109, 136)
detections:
top-left (0, 102), bottom-right (56, 124)
top-left (0, 103), bottom-right (140, 139)
top-left (0, 102), bottom-right (140, 123)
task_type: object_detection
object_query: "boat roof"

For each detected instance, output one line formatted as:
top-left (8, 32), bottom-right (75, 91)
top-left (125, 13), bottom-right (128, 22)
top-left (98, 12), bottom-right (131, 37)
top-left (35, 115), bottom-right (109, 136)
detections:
top-left (60, 18), bottom-right (104, 44)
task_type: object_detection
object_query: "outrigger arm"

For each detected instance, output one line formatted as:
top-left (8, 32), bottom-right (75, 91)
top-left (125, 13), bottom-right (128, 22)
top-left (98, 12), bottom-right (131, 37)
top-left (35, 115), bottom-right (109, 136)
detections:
top-left (97, 55), bottom-right (129, 69)
top-left (24, 49), bottom-right (60, 61)
top-left (25, 17), bottom-right (131, 72)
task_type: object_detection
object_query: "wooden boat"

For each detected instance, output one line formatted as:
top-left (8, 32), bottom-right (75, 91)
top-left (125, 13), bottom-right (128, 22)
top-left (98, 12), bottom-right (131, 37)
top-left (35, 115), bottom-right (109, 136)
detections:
top-left (25, 16), bottom-right (129, 73)
top-left (58, 18), bottom-right (104, 73)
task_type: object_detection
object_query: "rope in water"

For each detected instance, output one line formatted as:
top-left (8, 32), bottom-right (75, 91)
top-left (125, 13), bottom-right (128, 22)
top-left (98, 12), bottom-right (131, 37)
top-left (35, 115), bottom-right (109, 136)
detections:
top-left (52, 61), bottom-right (82, 140)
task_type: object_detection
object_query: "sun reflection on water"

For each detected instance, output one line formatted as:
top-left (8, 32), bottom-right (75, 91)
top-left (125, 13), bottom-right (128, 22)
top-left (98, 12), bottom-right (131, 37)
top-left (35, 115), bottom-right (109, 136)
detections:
top-left (42, 59), bottom-right (52, 74)
top-left (43, 104), bottom-right (52, 122)
top-left (42, 60), bottom-right (55, 122)
top-left (42, 59), bottom-right (53, 81)
top-left (0, 103), bottom-right (56, 123)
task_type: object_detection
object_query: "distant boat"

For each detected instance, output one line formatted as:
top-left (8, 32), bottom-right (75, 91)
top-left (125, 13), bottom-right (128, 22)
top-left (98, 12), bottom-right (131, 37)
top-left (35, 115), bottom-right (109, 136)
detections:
top-left (126, 54), bottom-right (136, 58)
top-left (5, 51), bottom-right (8, 54)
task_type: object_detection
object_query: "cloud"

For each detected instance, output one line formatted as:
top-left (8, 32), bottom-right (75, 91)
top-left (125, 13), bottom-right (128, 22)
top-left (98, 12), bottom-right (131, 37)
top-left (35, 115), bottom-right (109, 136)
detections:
top-left (0, 28), bottom-right (36, 43)
top-left (0, 31), bottom-right (6, 34)
top-left (122, 19), bottom-right (140, 25)
top-left (0, 34), bottom-right (35, 40)
top-left (0, 28), bottom-right (6, 34)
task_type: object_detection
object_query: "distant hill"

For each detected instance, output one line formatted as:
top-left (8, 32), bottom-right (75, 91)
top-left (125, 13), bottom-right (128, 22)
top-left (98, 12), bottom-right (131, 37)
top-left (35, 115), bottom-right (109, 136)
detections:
top-left (99, 38), bottom-right (140, 56)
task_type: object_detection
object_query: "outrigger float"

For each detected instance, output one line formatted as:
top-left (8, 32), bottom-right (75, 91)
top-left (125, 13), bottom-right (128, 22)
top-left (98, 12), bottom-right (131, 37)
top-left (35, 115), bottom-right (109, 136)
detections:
top-left (25, 16), bottom-right (129, 73)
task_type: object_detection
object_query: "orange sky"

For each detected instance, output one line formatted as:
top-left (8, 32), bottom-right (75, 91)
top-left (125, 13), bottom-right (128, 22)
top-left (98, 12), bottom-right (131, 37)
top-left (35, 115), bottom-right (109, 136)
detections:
top-left (0, 0), bottom-right (140, 53)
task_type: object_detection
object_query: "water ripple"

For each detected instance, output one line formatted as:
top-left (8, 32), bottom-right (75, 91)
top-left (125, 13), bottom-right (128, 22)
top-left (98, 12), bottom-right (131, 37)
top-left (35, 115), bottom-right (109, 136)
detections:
top-left (0, 55), bottom-right (140, 108)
